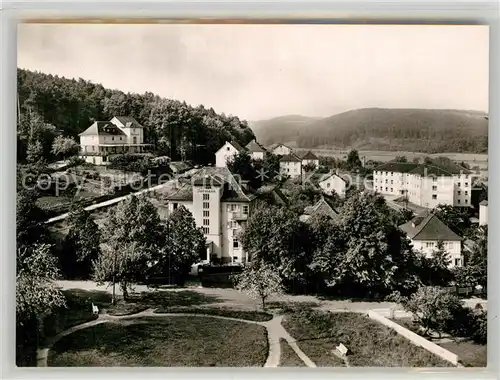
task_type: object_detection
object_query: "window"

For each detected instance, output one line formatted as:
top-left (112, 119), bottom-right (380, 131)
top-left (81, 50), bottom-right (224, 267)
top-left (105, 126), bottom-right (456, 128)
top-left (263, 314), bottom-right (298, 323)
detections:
top-left (173, 203), bottom-right (178, 210)
top-left (465, 182), bottom-right (469, 187)
top-left (465, 199), bottom-right (468, 204)
top-left (327, 183), bottom-right (331, 188)
top-left (458, 183), bottom-right (461, 187)
top-left (432, 186), bottom-right (437, 191)
top-left (391, 172), bottom-right (393, 176)
top-left (203, 194), bottom-right (210, 201)
top-left (432, 194), bottom-right (437, 199)
top-left (465, 191), bottom-right (468, 196)
top-left (454, 258), bottom-right (461, 266)
top-left (203, 210), bottom-right (209, 218)
top-left (231, 204), bottom-right (237, 212)
top-left (458, 191), bottom-right (461, 195)
top-left (390, 188), bottom-right (393, 192)
top-left (233, 256), bottom-right (238, 262)
top-left (203, 202), bottom-right (209, 209)
top-left (425, 242), bottom-right (435, 248)
top-left (205, 183), bottom-right (211, 189)
top-left (227, 147), bottom-right (230, 151)
top-left (112, 136), bottom-right (114, 141)
top-left (390, 180), bottom-right (393, 184)
top-left (233, 237), bottom-right (239, 248)
top-left (458, 199), bottom-right (461, 204)
top-left (432, 176), bottom-right (437, 182)
top-left (92, 145), bottom-right (95, 151)
top-left (385, 187), bottom-right (388, 192)
top-left (385, 179), bottom-right (388, 184)
top-left (203, 219), bottom-right (210, 226)
top-left (243, 205), bottom-right (249, 214)
top-left (202, 227), bottom-right (210, 234)
top-left (465, 174), bottom-right (468, 179)
top-left (120, 137), bottom-right (123, 141)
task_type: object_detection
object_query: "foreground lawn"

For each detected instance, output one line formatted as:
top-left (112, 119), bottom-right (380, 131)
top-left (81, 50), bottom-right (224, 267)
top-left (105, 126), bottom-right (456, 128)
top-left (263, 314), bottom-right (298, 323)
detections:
top-left (48, 316), bottom-right (268, 367)
top-left (439, 341), bottom-right (486, 367)
top-left (278, 338), bottom-right (306, 367)
top-left (282, 310), bottom-right (452, 367)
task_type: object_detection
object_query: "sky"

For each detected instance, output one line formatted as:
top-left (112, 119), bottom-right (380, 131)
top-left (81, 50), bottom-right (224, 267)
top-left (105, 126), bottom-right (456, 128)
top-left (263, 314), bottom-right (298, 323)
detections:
top-left (18, 23), bottom-right (489, 121)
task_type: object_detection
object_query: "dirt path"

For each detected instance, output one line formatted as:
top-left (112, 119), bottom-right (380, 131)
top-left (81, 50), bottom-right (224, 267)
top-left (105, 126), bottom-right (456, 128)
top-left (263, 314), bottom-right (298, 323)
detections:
top-left (37, 309), bottom-right (316, 368)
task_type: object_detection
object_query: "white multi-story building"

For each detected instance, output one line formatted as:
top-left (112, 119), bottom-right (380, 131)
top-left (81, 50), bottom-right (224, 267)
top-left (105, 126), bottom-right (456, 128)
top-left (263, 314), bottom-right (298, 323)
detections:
top-left (245, 139), bottom-right (267, 160)
top-left (399, 213), bottom-right (464, 267)
top-left (279, 153), bottom-right (302, 179)
top-left (159, 167), bottom-right (284, 264)
top-left (78, 116), bottom-right (152, 165)
top-left (318, 170), bottom-right (348, 197)
top-left (215, 141), bottom-right (245, 168)
top-left (479, 200), bottom-right (488, 226)
top-left (373, 161), bottom-right (473, 208)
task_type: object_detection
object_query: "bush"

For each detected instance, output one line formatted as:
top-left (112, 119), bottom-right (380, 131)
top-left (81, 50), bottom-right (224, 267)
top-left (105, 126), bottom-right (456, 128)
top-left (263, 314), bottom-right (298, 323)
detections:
top-left (471, 310), bottom-right (487, 344)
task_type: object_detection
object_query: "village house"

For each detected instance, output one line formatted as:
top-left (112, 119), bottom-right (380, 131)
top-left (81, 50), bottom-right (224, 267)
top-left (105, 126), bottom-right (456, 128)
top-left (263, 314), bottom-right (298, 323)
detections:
top-left (279, 153), bottom-right (303, 179)
top-left (299, 197), bottom-right (339, 223)
top-left (78, 116), bottom-right (152, 165)
top-left (300, 150), bottom-right (320, 169)
top-left (479, 200), bottom-right (488, 226)
top-left (272, 143), bottom-right (293, 156)
top-left (399, 213), bottom-right (464, 267)
top-left (245, 139), bottom-right (267, 160)
top-left (215, 141), bottom-right (245, 168)
top-left (373, 160), bottom-right (473, 209)
top-left (318, 170), bottom-right (348, 197)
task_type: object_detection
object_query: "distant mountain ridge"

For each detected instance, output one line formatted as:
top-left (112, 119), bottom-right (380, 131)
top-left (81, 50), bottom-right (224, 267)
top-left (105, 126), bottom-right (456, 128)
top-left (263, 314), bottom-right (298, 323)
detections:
top-left (251, 108), bottom-right (488, 154)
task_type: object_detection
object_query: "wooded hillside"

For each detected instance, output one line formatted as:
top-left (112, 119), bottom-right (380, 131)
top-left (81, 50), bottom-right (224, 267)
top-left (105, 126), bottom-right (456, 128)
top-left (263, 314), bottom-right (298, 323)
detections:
top-left (252, 108), bottom-right (488, 153)
top-left (17, 69), bottom-right (255, 163)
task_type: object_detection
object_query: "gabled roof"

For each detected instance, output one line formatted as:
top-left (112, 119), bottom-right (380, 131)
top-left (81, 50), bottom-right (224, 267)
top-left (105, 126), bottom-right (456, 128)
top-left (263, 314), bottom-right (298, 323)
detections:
top-left (112, 116), bottom-right (144, 129)
top-left (301, 150), bottom-right (319, 160)
top-left (229, 140), bottom-right (245, 152)
top-left (245, 139), bottom-right (267, 153)
top-left (375, 159), bottom-right (471, 176)
top-left (272, 143), bottom-right (292, 151)
top-left (399, 213), bottom-right (462, 241)
top-left (280, 153), bottom-right (302, 163)
top-left (319, 172), bottom-right (347, 184)
top-left (301, 197), bottom-right (339, 221)
top-left (78, 121), bottom-right (127, 137)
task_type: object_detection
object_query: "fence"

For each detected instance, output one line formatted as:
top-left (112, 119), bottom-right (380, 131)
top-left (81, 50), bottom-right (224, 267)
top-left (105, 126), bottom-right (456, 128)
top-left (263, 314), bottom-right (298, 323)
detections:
top-left (367, 310), bottom-right (459, 366)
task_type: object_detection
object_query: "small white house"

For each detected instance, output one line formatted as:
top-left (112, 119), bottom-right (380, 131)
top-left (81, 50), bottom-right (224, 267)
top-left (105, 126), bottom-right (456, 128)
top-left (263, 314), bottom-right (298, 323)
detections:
top-left (272, 143), bottom-right (292, 156)
top-left (399, 213), bottom-right (463, 267)
top-left (318, 171), bottom-right (348, 197)
top-left (279, 153), bottom-right (302, 178)
top-left (479, 200), bottom-right (488, 226)
top-left (301, 150), bottom-right (320, 169)
top-left (245, 139), bottom-right (267, 160)
top-left (215, 141), bottom-right (245, 168)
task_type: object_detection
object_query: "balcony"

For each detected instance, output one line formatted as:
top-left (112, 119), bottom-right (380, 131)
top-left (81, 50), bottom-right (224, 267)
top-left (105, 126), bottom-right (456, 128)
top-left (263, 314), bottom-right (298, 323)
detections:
top-left (232, 213), bottom-right (248, 222)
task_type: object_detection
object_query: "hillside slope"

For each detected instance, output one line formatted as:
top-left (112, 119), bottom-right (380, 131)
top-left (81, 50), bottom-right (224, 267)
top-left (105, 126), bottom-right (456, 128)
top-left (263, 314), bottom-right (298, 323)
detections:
top-left (253, 108), bottom-right (488, 154)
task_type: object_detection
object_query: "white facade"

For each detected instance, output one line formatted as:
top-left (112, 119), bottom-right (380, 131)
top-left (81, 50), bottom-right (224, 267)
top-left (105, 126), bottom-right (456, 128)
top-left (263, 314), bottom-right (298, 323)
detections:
top-left (110, 116), bottom-right (144, 145)
top-left (250, 151), bottom-right (265, 161)
top-left (373, 169), bottom-right (473, 208)
top-left (280, 160), bottom-right (302, 178)
top-left (411, 239), bottom-right (463, 268)
top-left (319, 172), bottom-right (347, 197)
top-left (302, 158), bottom-right (320, 168)
top-left (215, 142), bottom-right (241, 168)
top-left (479, 202), bottom-right (488, 226)
top-left (273, 144), bottom-right (292, 156)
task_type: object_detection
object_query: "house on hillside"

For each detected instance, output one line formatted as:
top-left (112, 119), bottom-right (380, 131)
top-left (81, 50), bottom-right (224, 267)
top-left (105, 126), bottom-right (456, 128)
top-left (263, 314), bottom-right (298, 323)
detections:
top-left (300, 150), bottom-right (320, 169)
top-left (159, 167), bottom-right (280, 264)
top-left (399, 213), bottom-right (463, 267)
top-left (245, 139), bottom-right (267, 160)
top-left (279, 153), bottom-right (302, 179)
top-left (373, 160), bottom-right (474, 208)
top-left (78, 116), bottom-right (152, 165)
top-left (272, 143), bottom-right (292, 156)
top-left (318, 170), bottom-right (348, 197)
top-left (479, 200), bottom-right (488, 226)
top-left (215, 141), bottom-right (245, 168)
top-left (300, 197), bottom-right (339, 223)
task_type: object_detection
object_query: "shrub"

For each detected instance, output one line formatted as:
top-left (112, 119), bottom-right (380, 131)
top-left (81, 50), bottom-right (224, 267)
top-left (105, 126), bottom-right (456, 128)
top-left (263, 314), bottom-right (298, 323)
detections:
top-left (471, 310), bottom-right (487, 344)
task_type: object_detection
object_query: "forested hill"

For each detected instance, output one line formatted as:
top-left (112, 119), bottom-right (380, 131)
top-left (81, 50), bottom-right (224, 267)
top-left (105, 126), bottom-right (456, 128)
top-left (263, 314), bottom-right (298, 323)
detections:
top-left (17, 69), bottom-right (254, 163)
top-left (252, 108), bottom-right (488, 154)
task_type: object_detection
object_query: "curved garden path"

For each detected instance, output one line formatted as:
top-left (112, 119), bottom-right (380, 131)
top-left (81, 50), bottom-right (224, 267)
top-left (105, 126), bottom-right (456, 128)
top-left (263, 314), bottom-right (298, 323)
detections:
top-left (36, 309), bottom-right (316, 368)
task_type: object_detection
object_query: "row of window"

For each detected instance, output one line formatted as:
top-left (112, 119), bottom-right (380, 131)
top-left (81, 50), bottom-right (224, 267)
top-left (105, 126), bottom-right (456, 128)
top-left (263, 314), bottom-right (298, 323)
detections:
top-left (424, 241), bottom-right (456, 249)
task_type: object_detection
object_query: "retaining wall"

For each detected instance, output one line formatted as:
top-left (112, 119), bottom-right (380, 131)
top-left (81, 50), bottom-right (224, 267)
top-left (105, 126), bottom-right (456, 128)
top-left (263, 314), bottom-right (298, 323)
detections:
top-left (367, 310), bottom-right (459, 366)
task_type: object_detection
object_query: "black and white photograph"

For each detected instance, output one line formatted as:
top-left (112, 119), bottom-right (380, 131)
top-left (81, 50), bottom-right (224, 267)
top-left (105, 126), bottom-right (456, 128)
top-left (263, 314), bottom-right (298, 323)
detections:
top-left (16, 22), bottom-right (488, 368)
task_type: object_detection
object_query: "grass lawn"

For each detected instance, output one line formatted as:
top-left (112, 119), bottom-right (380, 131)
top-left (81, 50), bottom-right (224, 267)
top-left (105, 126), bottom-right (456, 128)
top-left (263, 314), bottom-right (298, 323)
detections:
top-left (439, 340), bottom-right (487, 367)
top-left (278, 338), bottom-right (307, 367)
top-left (48, 316), bottom-right (268, 367)
top-left (282, 309), bottom-right (452, 367)
top-left (153, 306), bottom-right (273, 322)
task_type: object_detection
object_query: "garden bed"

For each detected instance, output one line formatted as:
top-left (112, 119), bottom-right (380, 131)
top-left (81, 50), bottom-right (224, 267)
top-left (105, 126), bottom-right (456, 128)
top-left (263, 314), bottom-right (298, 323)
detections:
top-left (282, 309), bottom-right (452, 367)
top-left (48, 316), bottom-right (268, 367)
